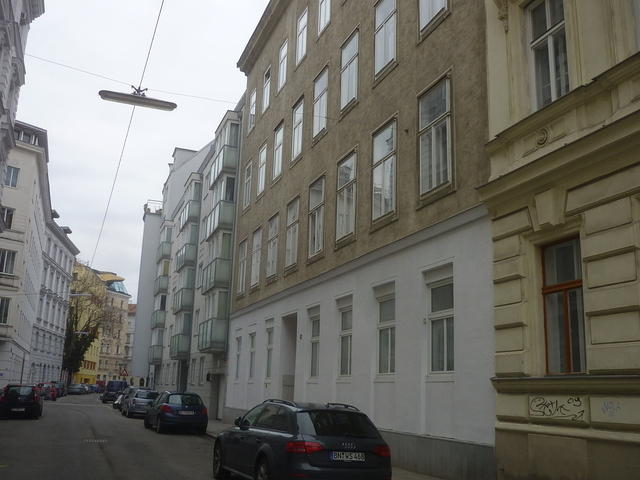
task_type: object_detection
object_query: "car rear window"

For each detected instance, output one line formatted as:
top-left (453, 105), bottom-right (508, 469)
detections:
top-left (167, 394), bottom-right (202, 406)
top-left (298, 410), bottom-right (381, 439)
top-left (136, 390), bottom-right (158, 399)
top-left (7, 386), bottom-right (33, 396)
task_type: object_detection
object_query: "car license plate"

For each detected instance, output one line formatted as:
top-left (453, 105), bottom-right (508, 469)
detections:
top-left (11, 408), bottom-right (26, 412)
top-left (178, 410), bottom-right (195, 415)
top-left (330, 451), bottom-right (365, 462)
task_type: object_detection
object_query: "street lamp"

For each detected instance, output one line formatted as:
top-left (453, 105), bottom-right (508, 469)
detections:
top-left (99, 86), bottom-right (177, 111)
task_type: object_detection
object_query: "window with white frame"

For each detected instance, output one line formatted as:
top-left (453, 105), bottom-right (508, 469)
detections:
top-left (372, 121), bottom-right (396, 220)
top-left (429, 279), bottom-right (454, 372)
top-left (378, 297), bottom-right (395, 374)
top-left (278, 40), bottom-right (288, 91)
top-left (310, 310), bottom-right (320, 377)
top-left (292, 99), bottom-right (304, 159)
top-left (296, 9), bottom-right (308, 64)
top-left (318, 0), bottom-right (331, 34)
top-left (340, 32), bottom-right (358, 109)
top-left (308, 177), bottom-right (325, 257)
top-left (4, 166), bottom-right (19, 188)
top-left (374, 0), bottom-right (396, 74)
top-left (0, 207), bottom-right (14, 229)
top-left (250, 228), bottom-right (262, 287)
top-left (285, 197), bottom-right (299, 267)
top-left (257, 144), bottom-right (267, 195)
top-left (243, 162), bottom-right (252, 209)
top-left (273, 123), bottom-right (284, 180)
top-left (419, 0), bottom-right (446, 30)
top-left (529, 0), bottom-right (568, 109)
top-left (313, 68), bottom-right (328, 136)
top-left (0, 297), bottom-right (9, 323)
top-left (248, 89), bottom-right (257, 130)
top-left (199, 357), bottom-right (205, 384)
top-left (190, 358), bottom-right (196, 384)
top-left (0, 249), bottom-right (16, 274)
top-left (336, 153), bottom-right (356, 240)
top-left (263, 68), bottom-right (271, 112)
top-left (266, 326), bottom-right (274, 378)
top-left (419, 78), bottom-right (451, 194)
top-left (339, 307), bottom-right (352, 376)
top-left (237, 240), bottom-right (247, 294)
top-left (249, 332), bottom-right (256, 379)
top-left (266, 214), bottom-right (279, 277)
top-left (235, 336), bottom-right (242, 379)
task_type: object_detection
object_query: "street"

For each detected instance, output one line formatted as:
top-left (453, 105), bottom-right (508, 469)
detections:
top-left (0, 393), bottom-right (214, 480)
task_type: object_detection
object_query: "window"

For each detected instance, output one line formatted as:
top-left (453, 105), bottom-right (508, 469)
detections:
top-left (296, 9), bottom-right (308, 64)
top-left (340, 32), bottom-right (358, 109)
top-left (249, 333), bottom-right (256, 379)
top-left (235, 336), bottom-right (242, 379)
top-left (419, 0), bottom-right (446, 30)
top-left (429, 280), bottom-right (454, 372)
top-left (266, 327), bottom-right (274, 378)
top-left (310, 312), bottom-right (320, 377)
top-left (313, 68), bottom-right (328, 136)
top-left (529, 0), bottom-right (568, 109)
top-left (273, 124), bottom-right (284, 180)
top-left (419, 78), bottom-right (451, 194)
top-left (378, 298), bottom-right (395, 374)
top-left (374, 0), bottom-right (396, 74)
top-left (292, 100), bottom-right (304, 159)
top-left (262, 68), bottom-right (271, 112)
top-left (318, 0), bottom-right (331, 34)
top-left (0, 207), bottom-right (14, 229)
top-left (308, 177), bottom-right (325, 257)
top-left (4, 166), bottom-right (19, 188)
top-left (285, 197), bottom-right (299, 267)
top-left (372, 121), bottom-right (396, 220)
top-left (336, 154), bottom-right (356, 240)
top-left (250, 228), bottom-right (262, 287)
top-left (237, 241), bottom-right (247, 294)
top-left (243, 162), bottom-right (252, 209)
top-left (0, 297), bottom-right (9, 323)
top-left (0, 249), bottom-right (16, 274)
top-left (248, 89), bottom-right (257, 130)
top-left (339, 308), bottom-right (352, 376)
top-left (267, 214), bottom-right (279, 277)
top-left (199, 357), bottom-right (205, 384)
top-left (257, 144), bottom-right (267, 195)
top-left (542, 238), bottom-right (585, 374)
top-left (278, 40), bottom-right (288, 91)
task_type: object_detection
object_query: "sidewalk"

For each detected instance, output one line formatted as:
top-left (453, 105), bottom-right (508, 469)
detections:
top-left (206, 421), bottom-right (445, 480)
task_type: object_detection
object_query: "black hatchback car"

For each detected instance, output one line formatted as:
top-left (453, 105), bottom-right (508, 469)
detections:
top-left (0, 385), bottom-right (44, 419)
top-left (213, 400), bottom-right (391, 480)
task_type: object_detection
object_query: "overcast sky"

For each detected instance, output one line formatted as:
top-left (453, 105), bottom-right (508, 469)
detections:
top-left (17, 0), bottom-right (270, 301)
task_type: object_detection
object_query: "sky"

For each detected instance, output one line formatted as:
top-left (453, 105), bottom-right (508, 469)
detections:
top-left (17, 0), bottom-right (270, 302)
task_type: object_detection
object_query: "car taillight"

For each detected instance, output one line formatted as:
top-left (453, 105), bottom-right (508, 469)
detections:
top-left (285, 441), bottom-right (324, 454)
top-left (202, 407), bottom-right (208, 416)
top-left (160, 404), bottom-right (172, 413)
top-left (373, 445), bottom-right (391, 457)
top-left (33, 394), bottom-right (40, 403)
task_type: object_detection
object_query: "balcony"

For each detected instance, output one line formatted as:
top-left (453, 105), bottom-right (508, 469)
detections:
top-left (169, 333), bottom-right (190, 360)
top-left (209, 145), bottom-right (238, 186)
top-left (203, 201), bottom-right (235, 239)
top-left (156, 241), bottom-right (171, 263)
top-left (148, 345), bottom-right (163, 364)
top-left (197, 316), bottom-right (228, 352)
top-left (201, 258), bottom-right (231, 293)
top-left (175, 244), bottom-right (197, 271)
top-left (153, 275), bottom-right (169, 295)
top-left (151, 310), bottom-right (166, 329)
top-left (178, 200), bottom-right (201, 231)
top-left (172, 287), bottom-right (194, 313)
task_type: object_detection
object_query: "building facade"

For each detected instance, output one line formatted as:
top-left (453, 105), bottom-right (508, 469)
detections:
top-left (482, 1), bottom-right (640, 479)
top-left (73, 338), bottom-right (98, 385)
top-left (227, 1), bottom-right (494, 477)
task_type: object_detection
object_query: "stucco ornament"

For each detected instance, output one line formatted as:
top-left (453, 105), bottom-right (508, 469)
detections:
top-left (493, 0), bottom-right (509, 32)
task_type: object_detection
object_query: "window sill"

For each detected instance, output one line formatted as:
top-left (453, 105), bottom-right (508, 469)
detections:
top-left (417, 9), bottom-right (450, 45)
top-left (249, 284), bottom-right (260, 294)
top-left (307, 378), bottom-right (319, 384)
top-left (294, 56), bottom-right (306, 72)
top-left (306, 251), bottom-right (325, 265)
top-left (425, 373), bottom-right (454, 383)
top-left (290, 154), bottom-right (303, 169)
top-left (256, 191), bottom-right (266, 203)
top-left (311, 128), bottom-right (328, 147)
top-left (370, 213), bottom-right (398, 233)
top-left (374, 375), bottom-right (396, 383)
top-left (339, 99), bottom-right (359, 121)
top-left (372, 61), bottom-right (399, 90)
top-left (416, 182), bottom-right (455, 211)
top-left (283, 264), bottom-right (298, 276)
top-left (336, 376), bottom-right (352, 384)
top-left (271, 174), bottom-right (282, 188)
top-left (241, 205), bottom-right (251, 215)
top-left (266, 274), bottom-right (278, 285)
top-left (334, 233), bottom-right (356, 251)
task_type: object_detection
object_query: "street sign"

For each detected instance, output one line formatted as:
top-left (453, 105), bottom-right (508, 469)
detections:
top-left (120, 369), bottom-right (128, 377)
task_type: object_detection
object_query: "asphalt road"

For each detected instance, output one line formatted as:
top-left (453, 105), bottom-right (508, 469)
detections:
top-left (0, 393), bottom-right (215, 480)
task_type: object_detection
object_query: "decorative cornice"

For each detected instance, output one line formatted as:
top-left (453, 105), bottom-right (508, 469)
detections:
top-left (492, 375), bottom-right (640, 395)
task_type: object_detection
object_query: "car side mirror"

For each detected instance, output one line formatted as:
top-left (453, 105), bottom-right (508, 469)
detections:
top-left (234, 416), bottom-right (242, 427)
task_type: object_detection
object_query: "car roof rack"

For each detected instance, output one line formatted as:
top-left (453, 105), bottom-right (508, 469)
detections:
top-left (263, 398), bottom-right (297, 408)
top-left (326, 402), bottom-right (360, 411)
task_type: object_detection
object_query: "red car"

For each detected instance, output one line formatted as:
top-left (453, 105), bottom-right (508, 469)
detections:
top-left (37, 383), bottom-right (57, 401)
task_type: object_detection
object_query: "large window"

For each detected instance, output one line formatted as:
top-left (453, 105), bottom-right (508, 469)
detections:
top-left (4, 166), bottom-right (19, 188)
top-left (257, 144), bottom-right (267, 195)
top-left (374, 0), bottom-right (396, 74)
top-left (340, 32), bottom-right (358, 109)
top-left (313, 68), bottom-right (328, 136)
top-left (296, 9), bottom-right (308, 64)
top-left (292, 100), bottom-right (304, 159)
top-left (242, 163), bottom-right (252, 209)
top-left (419, 0), bottom-right (446, 30)
top-left (0, 297), bottom-right (9, 323)
top-left (266, 214), bottom-right (279, 278)
top-left (249, 332), bottom-right (256, 379)
top-left (378, 298), bottom-right (395, 374)
top-left (308, 177), bottom-right (325, 257)
top-left (0, 207), bottom-right (14, 229)
top-left (248, 89), bottom-right (257, 131)
top-left (339, 308), bottom-right (352, 376)
top-left (285, 197), bottom-right (300, 267)
top-left (543, 238), bottom-right (585, 374)
top-left (429, 280), bottom-right (454, 372)
top-left (278, 40), bottom-right (288, 91)
top-left (336, 153), bottom-right (356, 240)
top-left (529, 0), bottom-right (568, 109)
top-left (273, 123), bottom-right (284, 180)
top-left (310, 312), bottom-right (320, 377)
top-left (266, 327), bottom-right (274, 378)
top-left (318, 0), bottom-right (331, 34)
top-left (250, 228), bottom-right (262, 288)
top-left (419, 78), bottom-right (450, 194)
top-left (0, 249), bottom-right (16, 274)
top-left (237, 241), bottom-right (247, 294)
top-left (262, 68), bottom-right (271, 113)
top-left (372, 121), bottom-right (396, 220)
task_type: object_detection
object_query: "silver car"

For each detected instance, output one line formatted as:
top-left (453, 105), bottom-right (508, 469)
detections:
top-left (122, 389), bottom-right (158, 418)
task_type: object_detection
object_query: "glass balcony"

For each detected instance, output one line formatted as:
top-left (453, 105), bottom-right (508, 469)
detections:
top-left (175, 244), bottom-right (197, 271)
top-left (197, 316), bottom-right (228, 352)
top-left (201, 258), bottom-right (231, 293)
top-left (151, 310), bottom-right (166, 329)
top-left (169, 334), bottom-right (190, 360)
top-left (178, 200), bottom-right (201, 231)
top-left (148, 345), bottom-right (163, 364)
top-left (209, 145), bottom-right (238, 187)
top-left (172, 287), bottom-right (194, 313)
top-left (203, 201), bottom-right (235, 240)
top-left (156, 241), bottom-right (171, 263)
top-left (153, 275), bottom-right (168, 295)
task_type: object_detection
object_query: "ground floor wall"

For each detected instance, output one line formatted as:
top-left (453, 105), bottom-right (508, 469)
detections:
top-left (225, 207), bottom-right (495, 479)
top-left (0, 341), bottom-right (30, 387)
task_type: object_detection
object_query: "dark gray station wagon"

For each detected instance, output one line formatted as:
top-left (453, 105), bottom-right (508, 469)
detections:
top-left (213, 399), bottom-right (392, 480)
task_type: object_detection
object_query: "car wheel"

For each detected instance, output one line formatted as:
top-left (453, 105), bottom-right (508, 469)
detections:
top-left (212, 442), bottom-right (230, 479)
top-left (121, 408), bottom-right (126, 416)
top-left (255, 458), bottom-right (271, 480)
top-left (126, 409), bottom-right (133, 418)
top-left (155, 418), bottom-right (166, 434)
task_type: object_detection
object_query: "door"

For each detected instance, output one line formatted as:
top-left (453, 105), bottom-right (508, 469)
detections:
top-left (280, 314), bottom-right (297, 401)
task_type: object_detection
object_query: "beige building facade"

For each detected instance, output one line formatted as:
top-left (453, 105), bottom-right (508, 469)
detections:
top-left (482, 1), bottom-right (640, 479)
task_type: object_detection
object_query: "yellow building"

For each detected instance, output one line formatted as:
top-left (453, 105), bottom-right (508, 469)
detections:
top-left (73, 338), bottom-right (99, 384)
top-left (482, 1), bottom-right (640, 479)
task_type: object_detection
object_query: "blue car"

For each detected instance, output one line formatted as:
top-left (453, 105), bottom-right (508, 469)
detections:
top-left (144, 391), bottom-right (208, 435)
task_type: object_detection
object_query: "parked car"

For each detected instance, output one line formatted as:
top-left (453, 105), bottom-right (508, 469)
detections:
top-left (88, 384), bottom-right (100, 393)
top-left (36, 383), bottom-right (57, 401)
top-left (113, 386), bottom-right (137, 410)
top-left (0, 385), bottom-right (44, 419)
top-left (81, 384), bottom-right (91, 394)
top-left (212, 400), bottom-right (392, 480)
top-left (144, 391), bottom-right (208, 434)
top-left (101, 380), bottom-right (129, 403)
top-left (67, 384), bottom-right (86, 395)
top-left (122, 389), bottom-right (158, 418)
top-left (52, 381), bottom-right (66, 397)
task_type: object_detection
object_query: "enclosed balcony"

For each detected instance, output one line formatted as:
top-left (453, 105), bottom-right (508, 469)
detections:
top-left (153, 275), bottom-right (168, 295)
top-left (197, 316), bottom-right (228, 352)
top-left (203, 201), bottom-right (235, 239)
top-left (169, 334), bottom-right (190, 360)
top-left (151, 310), bottom-right (166, 329)
top-left (172, 287), bottom-right (194, 313)
top-left (175, 244), bottom-right (197, 271)
top-left (148, 345), bottom-right (163, 364)
top-left (209, 146), bottom-right (238, 186)
top-left (201, 258), bottom-right (231, 293)
top-left (156, 241), bottom-right (171, 263)
top-left (178, 200), bottom-right (201, 231)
